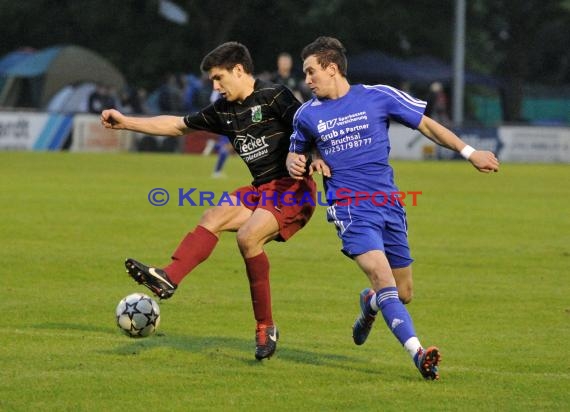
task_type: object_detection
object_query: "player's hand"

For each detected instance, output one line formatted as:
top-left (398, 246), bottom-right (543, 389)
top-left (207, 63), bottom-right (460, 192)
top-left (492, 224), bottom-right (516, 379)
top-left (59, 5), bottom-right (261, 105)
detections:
top-left (286, 153), bottom-right (307, 180)
top-left (469, 150), bottom-right (500, 173)
top-left (309, 158), bottom-right (331, 178)
top-left (100, 109), bottom-right (125, 129)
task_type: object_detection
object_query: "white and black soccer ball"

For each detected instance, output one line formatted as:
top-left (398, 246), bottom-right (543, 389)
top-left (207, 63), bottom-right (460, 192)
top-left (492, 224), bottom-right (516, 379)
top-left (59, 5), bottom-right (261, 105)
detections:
top-left (115, 293), bottom-right (161, 338)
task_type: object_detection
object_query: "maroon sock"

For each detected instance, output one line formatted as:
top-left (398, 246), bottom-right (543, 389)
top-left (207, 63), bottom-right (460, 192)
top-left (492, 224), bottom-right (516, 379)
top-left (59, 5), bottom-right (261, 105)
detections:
top-left (163, 225), bottom-right (218, 285)
top-left (245, 252), bottom-right (273, 326)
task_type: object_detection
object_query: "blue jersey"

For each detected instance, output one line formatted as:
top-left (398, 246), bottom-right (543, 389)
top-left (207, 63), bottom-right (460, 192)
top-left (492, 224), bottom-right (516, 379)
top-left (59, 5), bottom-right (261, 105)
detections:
top-left (290, 84), bottom-right (426, 202)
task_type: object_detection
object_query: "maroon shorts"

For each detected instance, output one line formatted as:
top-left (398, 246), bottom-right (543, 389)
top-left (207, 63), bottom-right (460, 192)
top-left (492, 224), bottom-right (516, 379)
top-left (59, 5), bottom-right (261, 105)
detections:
top-left (231, 176), bottom-right (317, 241)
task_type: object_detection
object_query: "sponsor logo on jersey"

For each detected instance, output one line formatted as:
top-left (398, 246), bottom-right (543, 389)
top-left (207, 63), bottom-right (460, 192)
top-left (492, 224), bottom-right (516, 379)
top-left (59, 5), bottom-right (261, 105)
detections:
top-left (234, 133), bottom-right (269, 162)
top-left (317, 118), bottom-right (337, 133)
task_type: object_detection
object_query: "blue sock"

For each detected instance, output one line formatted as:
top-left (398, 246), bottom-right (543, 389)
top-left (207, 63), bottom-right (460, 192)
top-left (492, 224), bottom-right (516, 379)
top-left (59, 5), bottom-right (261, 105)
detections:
top-left (376, 286), bottom-right (417, 346)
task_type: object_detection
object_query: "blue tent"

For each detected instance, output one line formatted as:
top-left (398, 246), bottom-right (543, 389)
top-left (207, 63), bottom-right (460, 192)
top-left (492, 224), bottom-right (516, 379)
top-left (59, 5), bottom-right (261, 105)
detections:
top-left (0, 49), bottom-right (36, 74)
top-left (408, 55), bottom-right (500, 88)
top-left (2, 47), bottom-right (61, 77)
top-left (0, 45), bottom-right (125, 109)
top-left (348, 51), bottom-right (500, 88)
top-left (0, 48), bottom-right (36, 95)
top-left (348, 51), bottom-right (421, 84)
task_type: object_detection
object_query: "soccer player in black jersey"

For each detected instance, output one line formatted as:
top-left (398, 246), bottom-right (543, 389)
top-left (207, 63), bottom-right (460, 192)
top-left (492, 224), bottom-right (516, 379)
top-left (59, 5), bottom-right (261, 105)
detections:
top-left (101, 42), bottom-right (317, 360)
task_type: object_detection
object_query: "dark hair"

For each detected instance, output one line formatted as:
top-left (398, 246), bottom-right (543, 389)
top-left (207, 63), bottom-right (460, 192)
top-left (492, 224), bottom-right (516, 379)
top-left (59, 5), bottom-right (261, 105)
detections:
top-left (301, 36), bottom-right (347, 76)
top-left (200, 41), bottom-right (254, 74)
top-left (277, 52), bottom-right (292, 60)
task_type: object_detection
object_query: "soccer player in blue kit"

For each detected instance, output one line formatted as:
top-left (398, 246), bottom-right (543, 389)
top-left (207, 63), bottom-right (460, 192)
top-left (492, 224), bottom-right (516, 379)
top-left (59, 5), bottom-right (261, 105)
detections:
top-left (287, 37), bottom-right (500, 380)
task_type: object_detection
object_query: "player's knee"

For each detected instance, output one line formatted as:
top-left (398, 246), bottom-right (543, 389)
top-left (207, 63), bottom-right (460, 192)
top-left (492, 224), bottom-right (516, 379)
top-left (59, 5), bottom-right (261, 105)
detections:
top-left (400, 294), bottom-right (413, 305)
top-left (199, 207), bottom-right (227, 233)
top-left (398, 287), bottom-right (413, 304)
top-left (235, 230), bottom-right (248, 249)
top-left (236, 227), bottom-right (258, 255)
top-left (199, 208), bottom-right (217, 226)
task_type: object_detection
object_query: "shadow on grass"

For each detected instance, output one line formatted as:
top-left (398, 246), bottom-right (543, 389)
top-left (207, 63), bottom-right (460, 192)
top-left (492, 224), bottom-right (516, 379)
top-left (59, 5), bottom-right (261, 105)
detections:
top-left (113, 332), bottom-right (365, 367)
top-left (31, 322), bottom-right (408, 377)
top-left (31, 322), bottom-right (118, 335)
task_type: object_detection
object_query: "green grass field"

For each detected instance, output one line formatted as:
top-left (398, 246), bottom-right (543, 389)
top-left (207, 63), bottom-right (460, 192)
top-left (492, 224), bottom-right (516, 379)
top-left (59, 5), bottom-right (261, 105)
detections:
top-left (1, 151), bottom-right (569, 411)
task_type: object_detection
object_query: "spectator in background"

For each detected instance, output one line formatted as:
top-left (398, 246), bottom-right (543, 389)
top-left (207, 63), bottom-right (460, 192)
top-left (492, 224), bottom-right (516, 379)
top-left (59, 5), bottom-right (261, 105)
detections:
top-left (135, 88), bottom-right (151, 114)
top-left (181, 73), bottom-right (202, 113)
top-left (201, 89), bottom-right (233, 178)
top-left (120, 86), bottom-right (151, 115)
top-left (270, 52), bottom-right (311, 101)
top-left (157, 73), bottom-right (184, 114)
top-left (119, 87), bottom-right (136, 114)
top-left (192, 71), bottom-right (215, 109)
top-left (88, 83), bottom-right (116, 114)
top-left (202, 134), bottom-right (233, 178)
top-left (425, 82), bottom-right (451, 125)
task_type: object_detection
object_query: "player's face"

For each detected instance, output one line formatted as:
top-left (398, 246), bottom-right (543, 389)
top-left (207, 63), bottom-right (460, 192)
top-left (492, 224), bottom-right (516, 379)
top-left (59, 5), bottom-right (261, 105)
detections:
top-left (303, 55), bottom-right (334, 99)
top-left (209, 66), bottom-right (246, 102)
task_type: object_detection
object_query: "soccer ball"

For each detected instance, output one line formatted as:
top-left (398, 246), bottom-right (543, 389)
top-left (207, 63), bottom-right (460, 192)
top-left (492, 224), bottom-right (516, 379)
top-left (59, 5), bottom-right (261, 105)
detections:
top-left (115, 293), bottom-right (161, 338)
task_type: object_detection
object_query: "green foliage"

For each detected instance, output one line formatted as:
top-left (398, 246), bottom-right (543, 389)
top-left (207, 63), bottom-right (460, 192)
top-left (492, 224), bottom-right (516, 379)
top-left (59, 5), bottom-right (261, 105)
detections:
top-left (1, 0), bottom-right (568, 92)
top-left (1, 152), bottom-right (569, 411)
top-left (469, 0), bottom-right (570, 82)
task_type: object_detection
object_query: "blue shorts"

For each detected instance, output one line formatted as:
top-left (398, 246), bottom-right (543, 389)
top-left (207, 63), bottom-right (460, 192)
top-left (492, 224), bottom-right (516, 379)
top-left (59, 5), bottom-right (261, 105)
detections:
top-left (326, 201), bottom-right (413, 268)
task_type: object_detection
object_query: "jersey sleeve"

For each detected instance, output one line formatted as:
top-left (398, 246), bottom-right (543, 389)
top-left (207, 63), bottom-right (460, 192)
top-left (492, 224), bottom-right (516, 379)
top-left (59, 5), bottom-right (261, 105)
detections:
top-left (183, 104), bottom-right (224, 135)
top-left (271, 85), bottom-right (302, 126)
top-left (371, 85), bottom-right (426, 129)
top-left (288, 103), bottom-right (313, 154)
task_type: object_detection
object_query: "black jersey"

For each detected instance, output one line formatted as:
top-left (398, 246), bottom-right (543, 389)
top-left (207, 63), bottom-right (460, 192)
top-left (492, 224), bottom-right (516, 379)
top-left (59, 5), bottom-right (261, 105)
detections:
top-left (184, 80), bottom-right (301, 186)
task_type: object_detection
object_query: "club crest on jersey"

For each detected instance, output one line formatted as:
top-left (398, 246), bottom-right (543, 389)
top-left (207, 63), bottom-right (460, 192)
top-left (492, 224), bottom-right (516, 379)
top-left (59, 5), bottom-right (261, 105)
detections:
top-left (251, 105), bottom-right (262, 123)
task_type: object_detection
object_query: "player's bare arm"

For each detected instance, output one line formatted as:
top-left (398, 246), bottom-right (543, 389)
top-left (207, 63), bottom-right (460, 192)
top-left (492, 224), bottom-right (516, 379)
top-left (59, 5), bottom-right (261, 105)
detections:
top-left (417, 115), bottom-right (500, 173)
top-left (100, 108), bottom-right (191, 137)
top-left (287, 151), bottom-right (331, 180)
top-left (308, 149), bottom-right (331, 177)
top-left (286, 152), bottom-right (306, 180)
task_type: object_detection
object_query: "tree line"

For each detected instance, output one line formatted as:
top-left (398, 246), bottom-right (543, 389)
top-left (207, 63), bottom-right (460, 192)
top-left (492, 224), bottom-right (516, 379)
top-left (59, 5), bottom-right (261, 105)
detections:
top-left (0, 0), bottom-right (568, 121)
